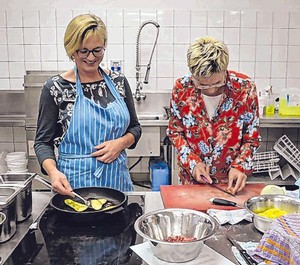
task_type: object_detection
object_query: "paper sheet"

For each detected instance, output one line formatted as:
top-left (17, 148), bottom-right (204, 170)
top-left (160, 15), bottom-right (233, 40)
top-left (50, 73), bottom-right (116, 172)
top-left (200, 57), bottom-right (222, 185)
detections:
top-left (131, 242), bottom-right (236, 265)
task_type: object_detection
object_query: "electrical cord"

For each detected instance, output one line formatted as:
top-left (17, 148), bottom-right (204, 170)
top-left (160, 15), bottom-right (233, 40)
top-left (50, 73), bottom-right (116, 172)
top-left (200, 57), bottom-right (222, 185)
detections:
top-left (129, 156), bottom-right (151, 189)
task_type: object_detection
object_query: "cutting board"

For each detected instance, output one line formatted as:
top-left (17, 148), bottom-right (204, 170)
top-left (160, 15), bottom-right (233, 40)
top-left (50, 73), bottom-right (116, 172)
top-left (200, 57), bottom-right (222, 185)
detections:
top-left (160, 183), bottom-right (265, 212)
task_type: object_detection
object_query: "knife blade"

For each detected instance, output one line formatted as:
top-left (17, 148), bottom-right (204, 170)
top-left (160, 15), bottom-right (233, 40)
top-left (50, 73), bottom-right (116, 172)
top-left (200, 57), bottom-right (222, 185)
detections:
top-left (200, 175), bottom-right (236, 197)
top-left (226, 236), bottom-right (258, 265)
top-left (209, 184), bottom-right (236, 197)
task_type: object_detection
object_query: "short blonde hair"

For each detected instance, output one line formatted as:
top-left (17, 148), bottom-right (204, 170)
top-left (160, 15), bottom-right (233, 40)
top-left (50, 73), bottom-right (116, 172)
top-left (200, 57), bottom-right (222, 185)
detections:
top-left (64, 14), bottom-right (107, 59)
top-left (187, 36), bottom-right (229, 78)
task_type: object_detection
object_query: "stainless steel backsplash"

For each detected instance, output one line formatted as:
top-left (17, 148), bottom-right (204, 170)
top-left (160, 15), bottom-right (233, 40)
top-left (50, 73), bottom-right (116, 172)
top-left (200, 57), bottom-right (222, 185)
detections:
top-left (0, 91), bottom-right (25, 116)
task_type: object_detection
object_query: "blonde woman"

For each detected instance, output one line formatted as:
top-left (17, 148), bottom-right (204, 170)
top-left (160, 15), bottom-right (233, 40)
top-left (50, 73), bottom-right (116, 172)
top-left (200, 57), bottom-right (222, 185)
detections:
top-left (167, 36), bottom-right (260, 195)
top-left (35, 14), bottom-right (141, 195)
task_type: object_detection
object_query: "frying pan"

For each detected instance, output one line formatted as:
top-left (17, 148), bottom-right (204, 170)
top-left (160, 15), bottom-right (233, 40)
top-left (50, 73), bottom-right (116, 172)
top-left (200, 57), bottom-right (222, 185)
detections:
top-left (35, 176), bottom-right (128, 222)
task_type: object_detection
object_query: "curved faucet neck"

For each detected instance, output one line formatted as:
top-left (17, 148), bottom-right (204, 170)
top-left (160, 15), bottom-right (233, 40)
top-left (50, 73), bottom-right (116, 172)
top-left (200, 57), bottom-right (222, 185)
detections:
top-left (134, 20), bottom-right (160, 101)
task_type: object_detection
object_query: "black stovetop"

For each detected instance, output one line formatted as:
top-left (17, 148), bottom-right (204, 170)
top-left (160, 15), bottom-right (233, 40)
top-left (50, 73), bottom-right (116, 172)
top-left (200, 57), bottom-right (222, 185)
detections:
top-left (7, 202), bottom-right (144, 265)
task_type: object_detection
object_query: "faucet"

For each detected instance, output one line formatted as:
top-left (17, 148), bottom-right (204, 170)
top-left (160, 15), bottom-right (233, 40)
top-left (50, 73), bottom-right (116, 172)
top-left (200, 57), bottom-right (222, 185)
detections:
top-left (134, 20), bottom-right (160, 102)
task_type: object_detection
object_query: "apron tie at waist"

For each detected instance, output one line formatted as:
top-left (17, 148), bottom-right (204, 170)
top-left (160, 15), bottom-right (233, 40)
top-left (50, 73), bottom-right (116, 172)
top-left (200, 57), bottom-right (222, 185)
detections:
top-left (59, 153), bottom-right (92, 159)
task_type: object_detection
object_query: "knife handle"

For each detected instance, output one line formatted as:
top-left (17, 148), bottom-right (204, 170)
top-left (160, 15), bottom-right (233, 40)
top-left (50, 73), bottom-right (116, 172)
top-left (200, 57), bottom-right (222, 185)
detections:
top-left (210, 198), bottom-right (237, 207)
top-left (239, 249), bottom-right (258, 265)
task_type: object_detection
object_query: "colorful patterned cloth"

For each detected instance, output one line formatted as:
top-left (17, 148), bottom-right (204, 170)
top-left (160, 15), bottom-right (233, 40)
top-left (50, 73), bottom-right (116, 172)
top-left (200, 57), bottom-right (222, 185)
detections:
top-left (253, 214), bottom-right (300, 265)
top-left (167, 70), bottom-right (260, 184)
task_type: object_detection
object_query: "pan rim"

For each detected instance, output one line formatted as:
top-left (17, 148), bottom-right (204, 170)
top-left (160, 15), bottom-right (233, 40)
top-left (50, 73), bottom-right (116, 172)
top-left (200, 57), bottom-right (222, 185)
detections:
top-left (50, 186), bottom-right (128, 214)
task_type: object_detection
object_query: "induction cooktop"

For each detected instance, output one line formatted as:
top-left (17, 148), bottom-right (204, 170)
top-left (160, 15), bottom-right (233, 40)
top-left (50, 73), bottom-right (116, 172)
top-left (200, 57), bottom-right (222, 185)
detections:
top-left (5, 196), bottom-right (145, 265)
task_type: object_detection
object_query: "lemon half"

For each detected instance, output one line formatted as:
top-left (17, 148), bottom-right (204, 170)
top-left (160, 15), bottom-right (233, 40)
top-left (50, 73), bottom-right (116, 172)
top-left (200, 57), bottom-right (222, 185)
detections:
top-left (260, 185), bottom-right (286, 195)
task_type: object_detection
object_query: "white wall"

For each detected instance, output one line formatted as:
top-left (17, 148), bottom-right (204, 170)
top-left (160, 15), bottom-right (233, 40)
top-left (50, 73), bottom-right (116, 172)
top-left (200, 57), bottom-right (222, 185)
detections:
top-left (1, 0), bottom-right (300, 95)
top-left (2, 0), bottom-right (300, 11)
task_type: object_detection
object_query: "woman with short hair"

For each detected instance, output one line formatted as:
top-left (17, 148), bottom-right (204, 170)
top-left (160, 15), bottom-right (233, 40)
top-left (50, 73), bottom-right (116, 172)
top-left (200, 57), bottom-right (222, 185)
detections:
top-left (167, 36), bottom-right (260, 195)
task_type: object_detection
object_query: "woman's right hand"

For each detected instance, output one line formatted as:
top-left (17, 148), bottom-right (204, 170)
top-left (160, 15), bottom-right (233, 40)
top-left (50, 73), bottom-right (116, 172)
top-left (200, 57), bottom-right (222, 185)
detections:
top-left (42, 158), bottom-right (74, 197)
top-left (50, 170), bottom-right (74, 197)
top-left (192, 162), bottom-right (212, 184)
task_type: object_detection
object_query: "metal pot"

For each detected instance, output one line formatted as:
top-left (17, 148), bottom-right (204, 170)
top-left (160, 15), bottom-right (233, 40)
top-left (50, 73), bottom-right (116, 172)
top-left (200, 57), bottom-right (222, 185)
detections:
top-left (0, 187), bottom-right (19, 243)
top-left (35, 175), bottom-right (128, 222)
top-left (0, 173), bottom-right (36, 222)
top-left (244, 195), bottom-right (300, 233)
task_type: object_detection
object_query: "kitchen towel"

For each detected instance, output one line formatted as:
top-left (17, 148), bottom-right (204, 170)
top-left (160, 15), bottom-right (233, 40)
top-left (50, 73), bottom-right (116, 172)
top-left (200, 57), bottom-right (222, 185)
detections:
top-left (252, 213), bottom-right (300, 265)
top-left (207, 208), bottom-right (253, 225)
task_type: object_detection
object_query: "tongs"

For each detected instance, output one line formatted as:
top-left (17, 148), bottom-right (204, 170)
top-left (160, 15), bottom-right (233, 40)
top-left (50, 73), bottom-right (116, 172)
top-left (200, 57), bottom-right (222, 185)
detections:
top-left (200, 175), bottom-right (235, 197)
top-left (226, 235), bottom-right (258, 265)
top-left (34, 175), bottom-right (93, 208)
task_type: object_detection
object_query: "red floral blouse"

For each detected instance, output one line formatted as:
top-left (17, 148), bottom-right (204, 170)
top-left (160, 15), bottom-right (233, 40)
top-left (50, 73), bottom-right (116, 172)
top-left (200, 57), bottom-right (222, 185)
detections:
top-left (167, 70), bottom-right (261, 184)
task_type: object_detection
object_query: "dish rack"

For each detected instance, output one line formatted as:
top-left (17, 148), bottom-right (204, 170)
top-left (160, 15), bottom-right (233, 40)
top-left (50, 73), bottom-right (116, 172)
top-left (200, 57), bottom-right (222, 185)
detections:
top-left (273, 135), bottom-right (300, 172)
top-left (252, 151), bottom-right (280, 173)
top-left (253, 136), bottom-right (300, 180)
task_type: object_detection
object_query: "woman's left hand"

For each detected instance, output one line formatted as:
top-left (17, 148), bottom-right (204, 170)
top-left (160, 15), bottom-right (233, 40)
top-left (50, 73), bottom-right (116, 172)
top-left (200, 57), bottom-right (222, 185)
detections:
top-left (227, 168), bottom-right (247, 195)
top-left (91, 139), bottom-right (123, 163)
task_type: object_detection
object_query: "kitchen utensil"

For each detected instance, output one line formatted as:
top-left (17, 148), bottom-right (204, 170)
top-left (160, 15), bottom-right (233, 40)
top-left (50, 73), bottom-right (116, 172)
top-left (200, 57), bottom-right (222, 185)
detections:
top-left (35, 175), bottom-right (92, 208)
top-left (200, 176), bottom-right (235, 197)
top-left (134, 208), bottom-right (218, 263)
top-left (209, 198), bottom-right (244, 208)
top-left (226, 235), bottom-right (258, 265)
top-left (244, 194), bottom-right (300, 233)
top-left (34, 175), bottom-right (127, 222)
top-left (160, 183), bottom-right (265, 212)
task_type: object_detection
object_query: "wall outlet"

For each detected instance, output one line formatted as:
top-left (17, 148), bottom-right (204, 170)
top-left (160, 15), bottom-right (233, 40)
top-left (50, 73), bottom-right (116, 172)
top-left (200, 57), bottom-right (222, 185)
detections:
top-left (27, 140), bottom-right (35, 156)
top-left (110, 60), bottom-right (122, 72)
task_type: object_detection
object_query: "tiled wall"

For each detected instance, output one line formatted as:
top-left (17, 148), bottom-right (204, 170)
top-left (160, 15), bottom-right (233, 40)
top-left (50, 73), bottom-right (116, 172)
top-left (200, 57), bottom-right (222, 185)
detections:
top-left (259, 127), bottom-right (300, 152)
top-left (1, 9), bottom-right (300, 96)
top-left (0, 126), bottom-right (26, 153)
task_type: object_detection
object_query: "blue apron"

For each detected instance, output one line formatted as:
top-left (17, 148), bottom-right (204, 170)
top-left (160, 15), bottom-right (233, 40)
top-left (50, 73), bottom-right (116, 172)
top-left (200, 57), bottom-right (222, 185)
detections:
top-left (57, 67), bottom-right (133, 191)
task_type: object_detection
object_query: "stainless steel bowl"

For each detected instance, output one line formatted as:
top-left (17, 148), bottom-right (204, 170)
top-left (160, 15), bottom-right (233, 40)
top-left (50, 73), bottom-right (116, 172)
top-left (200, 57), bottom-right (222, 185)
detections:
top-left (244, 195), bottom-right (300, 233)
top-left (134, 208), bottom-right (218, 263)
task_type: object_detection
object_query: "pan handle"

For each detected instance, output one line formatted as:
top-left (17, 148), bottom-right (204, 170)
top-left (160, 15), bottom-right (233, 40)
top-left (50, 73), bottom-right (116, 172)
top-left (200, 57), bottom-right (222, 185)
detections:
top-left (34, 175), bottom-right (53, 190)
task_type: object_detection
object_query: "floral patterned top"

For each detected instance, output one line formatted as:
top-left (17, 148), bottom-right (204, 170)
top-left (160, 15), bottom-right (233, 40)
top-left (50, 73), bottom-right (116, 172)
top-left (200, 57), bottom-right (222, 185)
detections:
top-left (167, 70), bottom-right (261, 184)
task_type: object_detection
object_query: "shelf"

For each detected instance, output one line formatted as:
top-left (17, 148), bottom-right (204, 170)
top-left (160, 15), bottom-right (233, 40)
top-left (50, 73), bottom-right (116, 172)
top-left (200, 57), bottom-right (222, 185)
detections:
top-left (260, 114), bottom-right (300, 128)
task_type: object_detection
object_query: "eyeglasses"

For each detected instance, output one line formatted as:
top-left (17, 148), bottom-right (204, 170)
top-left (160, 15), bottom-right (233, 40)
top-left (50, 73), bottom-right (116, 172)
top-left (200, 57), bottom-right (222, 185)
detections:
top-left (76, 47), bottom-right (105, 59)
top-left (192, 75), bottom-right (226, 90)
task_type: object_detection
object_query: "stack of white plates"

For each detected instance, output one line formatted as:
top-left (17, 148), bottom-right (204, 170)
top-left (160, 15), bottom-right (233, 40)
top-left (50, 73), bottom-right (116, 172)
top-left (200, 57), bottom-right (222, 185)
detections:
top-left (5, 152), bottom-right (28, 173)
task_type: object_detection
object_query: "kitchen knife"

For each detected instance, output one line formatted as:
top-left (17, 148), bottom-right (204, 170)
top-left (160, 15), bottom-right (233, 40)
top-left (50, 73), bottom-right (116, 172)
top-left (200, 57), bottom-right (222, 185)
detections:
top-left (200, 175), bottom-right (236, 197)
top-left (226, 236), bottom-right (258, 265)
top-left (208, 184), bottom-right (236, 197)
top-left (209, 198), bottom-right (243, 208)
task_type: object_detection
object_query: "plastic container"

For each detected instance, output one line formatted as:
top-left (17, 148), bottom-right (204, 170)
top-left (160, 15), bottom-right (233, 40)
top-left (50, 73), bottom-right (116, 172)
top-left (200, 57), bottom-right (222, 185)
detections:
top-left (279, 97), bottom-right (300, 116)
top-left (149, 160), bottom-right (170, 191)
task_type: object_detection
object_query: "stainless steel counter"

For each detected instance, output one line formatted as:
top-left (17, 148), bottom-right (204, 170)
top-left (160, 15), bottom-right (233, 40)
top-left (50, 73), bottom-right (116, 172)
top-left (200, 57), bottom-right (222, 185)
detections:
top-left (260, 113), bottom-right (300, 127)
top-left (139, 114), bottom-right (300, 127)
top-left (0, 191), bottom-right (52, 264)
top-left (0, 190), bottom-right (266, 265)
top-left (1, 113), bottom-right (300, 128)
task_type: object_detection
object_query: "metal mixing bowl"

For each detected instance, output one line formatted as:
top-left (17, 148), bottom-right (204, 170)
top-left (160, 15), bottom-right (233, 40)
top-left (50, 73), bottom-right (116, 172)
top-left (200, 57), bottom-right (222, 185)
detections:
top-left (244, 195), bottom-right (300, 233)
top-left (134, 208), bottom-right (218, 263)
